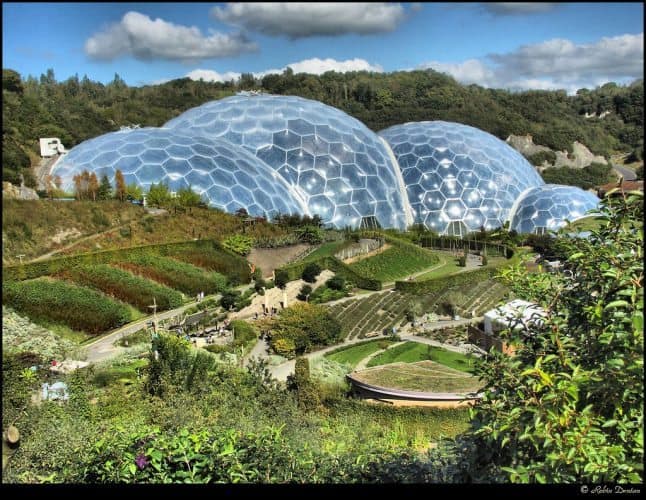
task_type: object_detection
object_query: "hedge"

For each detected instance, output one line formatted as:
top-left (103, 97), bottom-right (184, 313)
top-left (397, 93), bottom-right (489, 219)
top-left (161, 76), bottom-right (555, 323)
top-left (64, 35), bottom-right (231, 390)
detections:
top-left (56, 264), bottom-right (184, 312)
top-left (115, 255), bottom-right (228, 296)
top-left (3, 239), bottom-right (250, 284)
top-left (2, 277), bottom-right (132, 334)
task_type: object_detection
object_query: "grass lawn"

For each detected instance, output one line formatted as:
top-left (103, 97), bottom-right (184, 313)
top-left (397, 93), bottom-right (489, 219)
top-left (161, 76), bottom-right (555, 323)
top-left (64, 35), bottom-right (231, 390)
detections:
top-left (413, 252), bottom-right (461, 280)
top-left (354, 360), bottom-right (482, 393)
top-left (302, 241), bottom-right (350, 261)
top-left (367, 341), bottom-right (432, 366)
top-left (348, 243), bottom-right (438, 282)
top-left (326, 339), bottom-right (394, 368)
top-left (367, 342), bottom-right (477, 374)
top-left (427, 346), bottom-right (477, 373)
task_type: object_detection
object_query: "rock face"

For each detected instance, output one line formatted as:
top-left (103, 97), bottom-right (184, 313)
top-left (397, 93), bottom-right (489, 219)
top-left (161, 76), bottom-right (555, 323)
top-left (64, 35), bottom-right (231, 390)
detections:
top-left (2, 182), bottom-right (39, 200)
top-left (506, 135), bottom-right (608, 170)
top-left (506, 134), bottom-right (551, 158)
top-left (553, 141), bottom-right (607, 169)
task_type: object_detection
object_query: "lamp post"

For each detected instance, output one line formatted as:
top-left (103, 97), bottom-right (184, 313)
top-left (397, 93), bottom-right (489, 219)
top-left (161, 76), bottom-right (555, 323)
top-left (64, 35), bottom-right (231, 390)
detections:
top-left (16, 254), bottom-right (25, 265)
top-left (147, 297), bottom-right (158, 333)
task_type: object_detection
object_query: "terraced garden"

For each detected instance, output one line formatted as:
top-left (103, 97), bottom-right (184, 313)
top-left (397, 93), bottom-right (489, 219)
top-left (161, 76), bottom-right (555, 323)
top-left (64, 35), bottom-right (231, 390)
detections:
top-left (367, 342), bottom-right (477, 373)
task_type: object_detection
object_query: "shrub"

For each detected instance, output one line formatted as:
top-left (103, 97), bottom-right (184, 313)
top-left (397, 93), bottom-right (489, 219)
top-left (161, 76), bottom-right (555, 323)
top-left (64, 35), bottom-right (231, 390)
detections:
top-left (230, 319), bottom-right (257, 344)
top-left (222, 234), bottom-right (254, 256)
top-left (274, 269), bottom-right (289, 289)
top-left (268, 303), bottom-right (343, 358)
top-left (297, 284), bottom-right (312, 301)
top-left (2, 277), bottom-right (131, 334)
top-left (220, 290), bottom-right (240, 311)
top-left (326, 275), bottom-right (345, 291)
top-left (301, 262), bottom-right (322, 283)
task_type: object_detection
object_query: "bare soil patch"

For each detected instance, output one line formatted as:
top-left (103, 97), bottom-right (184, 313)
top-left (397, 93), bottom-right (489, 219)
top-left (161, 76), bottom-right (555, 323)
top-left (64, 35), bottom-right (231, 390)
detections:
top-left (247, 244), bottom-right (312, 278)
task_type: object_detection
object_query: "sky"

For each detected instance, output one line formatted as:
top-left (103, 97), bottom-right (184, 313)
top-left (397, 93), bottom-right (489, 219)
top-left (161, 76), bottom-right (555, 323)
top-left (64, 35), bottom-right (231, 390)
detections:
top-left (2, 2), bottom-right (643, 94)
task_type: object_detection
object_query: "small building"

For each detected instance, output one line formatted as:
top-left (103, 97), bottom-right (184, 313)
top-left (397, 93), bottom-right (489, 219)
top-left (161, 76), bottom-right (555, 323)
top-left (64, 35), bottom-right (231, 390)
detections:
top-left (469, 299), bottom-right (546, 355)
top-left (39, 138), bottom-right (67, 157)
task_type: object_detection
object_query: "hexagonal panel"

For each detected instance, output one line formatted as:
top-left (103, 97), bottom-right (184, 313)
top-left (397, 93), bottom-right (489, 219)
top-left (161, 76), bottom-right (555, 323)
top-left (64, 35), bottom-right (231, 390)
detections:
top-left (380, 121), bottom-right (545, 235)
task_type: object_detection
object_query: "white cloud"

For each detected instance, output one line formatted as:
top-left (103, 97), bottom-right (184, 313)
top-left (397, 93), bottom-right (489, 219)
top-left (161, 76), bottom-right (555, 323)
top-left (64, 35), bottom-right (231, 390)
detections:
top-left (185, 69), bottom-right (241, 83)
top-left (418, 59), bottom-right (496, 86)
top-left (418, 33), bottom-right (643, 93)
top-left (480, 3), bottom-right (558, 15)
top-left (176, 58), bottom-right (382, 85)
top-left (288, 57), bottom-right (383, 74)
top-left (211, 3), bottom-right (406, 38)
top-left (85, 11), bottom-right (257, 62)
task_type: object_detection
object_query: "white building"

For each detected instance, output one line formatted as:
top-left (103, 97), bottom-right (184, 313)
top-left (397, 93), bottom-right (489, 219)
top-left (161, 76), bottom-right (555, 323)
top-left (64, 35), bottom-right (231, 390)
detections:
top-left (39, 138), bottom-right (67, 157)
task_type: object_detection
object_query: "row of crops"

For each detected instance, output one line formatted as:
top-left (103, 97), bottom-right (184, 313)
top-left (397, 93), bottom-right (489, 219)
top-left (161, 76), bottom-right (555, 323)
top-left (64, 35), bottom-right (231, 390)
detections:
top-left (2, 243), bottom-right (242, 336)
top-left (327, 278), bottom-right (509, 340)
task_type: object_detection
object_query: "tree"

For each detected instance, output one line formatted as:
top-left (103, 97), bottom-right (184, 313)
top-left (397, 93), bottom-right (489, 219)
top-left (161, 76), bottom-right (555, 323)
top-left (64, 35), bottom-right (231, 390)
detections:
top-left (97, 174), bottom-right (112, 200)
top-left (114, 170), bottom-right (126, 201)
top-left (146, 182), bottom-right (171, 207)
top-left (297, 284), bottom-right (312, 301)
top-left (464, 191), bottom-right (643, 483)
top-left (176, 185), bottom-right (202, 207)
top-left (326, 276), bottom-right (345, 291)
top-left (54, 175), bottom-right (62, 190)
top-left (44, 174), bottom-right (54, 199)
top-left (125, 183), bottom-right (143, 202)
top-left (301, 263), bottom-right (322, 283)
top-left (274, 269), bottom-right (289, 290)
top-left (88, 172), bottom-right (99, 201)
top-left (268, 303), bottom-right (343, 357)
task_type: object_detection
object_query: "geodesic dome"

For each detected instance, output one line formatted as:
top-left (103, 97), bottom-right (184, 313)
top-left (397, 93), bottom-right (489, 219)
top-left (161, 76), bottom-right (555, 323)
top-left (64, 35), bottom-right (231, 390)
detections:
top-left (50, 127), bottom-right (308, 219)
top-left (164, 94), bottom-right (412, 230)
top-left (379, 121), bottom-right (545, 235)
top-left (508, 184), bottom-right (600, 234)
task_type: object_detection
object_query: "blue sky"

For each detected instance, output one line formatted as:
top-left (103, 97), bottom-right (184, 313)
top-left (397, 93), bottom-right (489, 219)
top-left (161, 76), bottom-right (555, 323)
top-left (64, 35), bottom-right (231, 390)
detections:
top-left (2, 2), bottom-right (643, 93)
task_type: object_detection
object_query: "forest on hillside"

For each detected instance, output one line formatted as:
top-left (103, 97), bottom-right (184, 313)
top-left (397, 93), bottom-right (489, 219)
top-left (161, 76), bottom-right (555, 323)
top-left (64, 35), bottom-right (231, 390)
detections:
top-left (2, 67), bottom-right (643, 188)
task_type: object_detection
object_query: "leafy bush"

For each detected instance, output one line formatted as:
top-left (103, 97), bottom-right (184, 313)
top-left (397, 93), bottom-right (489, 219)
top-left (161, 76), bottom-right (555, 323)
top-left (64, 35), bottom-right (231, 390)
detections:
top-left (222, 234), bottom-right (255, 256)
top-left (56, 264), bottom-right (183, 312)
top-left (326, 276), bottom-right (346, 291)
top-left (526, 150), bottom-right (557, 166)
top-left (3, 277), bottom-right (131, 334)
top-left (297, 284), bottom-right (313, 301)
top-left (274, 269), bottom-right (289, 289)
top-left (268, 303), bottom-right (343, 358)
top-left (301, 262), bottom-right (322, 283)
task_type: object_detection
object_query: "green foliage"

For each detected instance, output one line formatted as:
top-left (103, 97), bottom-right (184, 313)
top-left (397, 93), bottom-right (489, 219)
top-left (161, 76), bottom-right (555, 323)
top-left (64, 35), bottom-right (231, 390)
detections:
top-left (146, 182), bottom-right (172, 207)
top-left (326, 275), bottom-right (346, 291)
top-left (326, 339), bottom-right (395, 368)
top-left (175, 186), bottom-right (203, 207)
top-left (301, 262), bottom-right (322, 283)
top-left (56, 264), bottom-right (183, 312)
top-left (274, 269), bottom-right (289, 289)
top-left (230, 319), bottom-right (258, 345)
top-left (222, 234), bottom-right (254, 256)
top-left (125, 183), bottom-right (143, 201)
top-left (279, 256), bottom-right (381, 290)
top-left (2, 277), bottom-right (132, 334)
top-left (97, 175), bottom-right (113, 200)
top-left (348, 236), bottom-right (439, 282)
top-left (541, 162), bottom-right (613, 189)
top-left (268, 303), bottom-right (343, 358)
top-left (295, 225), bottom-right (324, 244)
top-left (465, 192), bottom-right (644, 483)
top-left (297, 284), bottom-right (312, 301)
top-left (526, 150), bottom-right (557, 166)
top-left (308, 284), bottom-right (348, 304)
